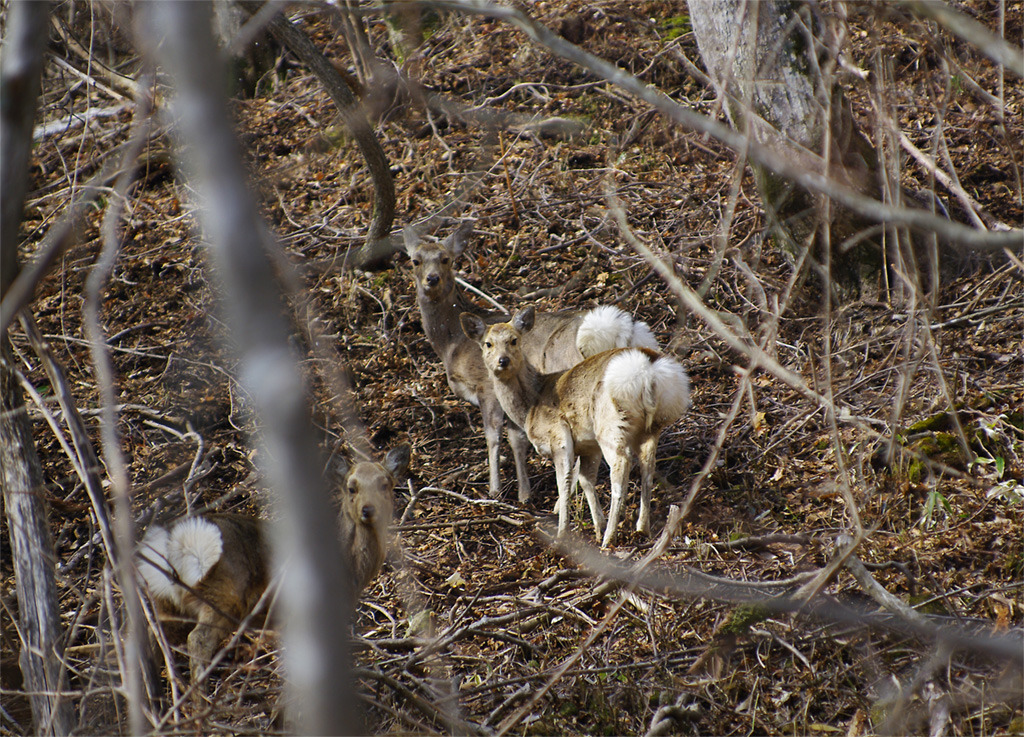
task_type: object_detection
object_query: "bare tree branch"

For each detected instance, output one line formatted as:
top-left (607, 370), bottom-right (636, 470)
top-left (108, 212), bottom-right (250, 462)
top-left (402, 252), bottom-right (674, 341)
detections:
top-left (0, 1), bottom-right (49, 267)
top-left (900, 0), bottom-right (1024, 78)
top-left (262, 9), bottom-right (398, 268)
top-left (82, 82), bottom-right (161, 731)
top-left (434, 0), bottom-right (1023, 252)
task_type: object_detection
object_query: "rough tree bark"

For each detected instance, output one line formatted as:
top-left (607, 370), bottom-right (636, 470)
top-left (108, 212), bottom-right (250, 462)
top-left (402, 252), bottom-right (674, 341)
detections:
top-left (688, 0), bottom-right (882, 299)
top-left (0, 342), bottom-right (73, 737)
top-left (0, 2), bottom-right (75, 734)
top-left (134, 3), bottom-right (361, 732)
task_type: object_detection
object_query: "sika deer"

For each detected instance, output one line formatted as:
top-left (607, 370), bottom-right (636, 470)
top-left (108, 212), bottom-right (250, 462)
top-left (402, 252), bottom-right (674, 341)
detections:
top-left (462, 307), bottom-right (689, 547)
top-left (404, 223), bottom-right (657, 503)
top-left (338, 447), bottom-right (409, 594)
top-left (137, 444), bottom-right (409, 683)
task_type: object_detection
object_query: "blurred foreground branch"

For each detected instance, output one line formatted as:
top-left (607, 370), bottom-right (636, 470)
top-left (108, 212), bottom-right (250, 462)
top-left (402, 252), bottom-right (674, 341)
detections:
top-left (900, 0), bottom-right (1023, 77)
top-left (134, 3), bottom-right (361, 732)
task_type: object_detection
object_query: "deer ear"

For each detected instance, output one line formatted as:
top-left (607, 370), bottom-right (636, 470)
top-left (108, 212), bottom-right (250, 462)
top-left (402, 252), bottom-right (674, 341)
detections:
top-left (513, 306), bottom-right (536, 333)
top-left (445, 220), bottom-right (473, 257)
top-left (461, 312), bottom-right (486, 341)
top-left (402, 226), bottom-right (420, 256)
top-left (384, 444), bottom-right (411, 480)
top-left (333, 454), bottom-right (351, 482)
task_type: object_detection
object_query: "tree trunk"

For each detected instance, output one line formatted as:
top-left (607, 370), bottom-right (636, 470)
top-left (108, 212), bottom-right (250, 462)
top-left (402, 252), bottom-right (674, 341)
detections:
top-left (0, 340), bottom-right (75, 737)
top-left (0, 3), bottom-right (75, 733)
top-left (688, 0), bottom-right (881, 300)
top-left (263, 11), bottom-right (398, 269)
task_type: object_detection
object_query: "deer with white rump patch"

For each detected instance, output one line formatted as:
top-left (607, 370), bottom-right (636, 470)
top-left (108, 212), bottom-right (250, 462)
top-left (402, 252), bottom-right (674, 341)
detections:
top-left (462, 307), bottom-right (689, 547)
top-left (137, 444), bottom-right (409, 683)
top-left (405, 223), bottom-right (657, 503)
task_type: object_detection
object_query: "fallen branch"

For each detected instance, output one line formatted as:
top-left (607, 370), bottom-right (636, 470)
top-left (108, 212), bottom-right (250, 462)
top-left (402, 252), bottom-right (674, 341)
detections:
top-left (565, 533), bottom-right (1023, 663)
top-left (839, 534), bottom-right (933, 630)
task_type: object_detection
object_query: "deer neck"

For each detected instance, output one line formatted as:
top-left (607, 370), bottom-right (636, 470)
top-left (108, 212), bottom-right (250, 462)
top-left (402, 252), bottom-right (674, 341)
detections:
top-left (492, 362), bottom-right (543, 430)
top-left (417, 287), bottom-right (478, 357)
top-left (345, 518), bottom-right (386, 591)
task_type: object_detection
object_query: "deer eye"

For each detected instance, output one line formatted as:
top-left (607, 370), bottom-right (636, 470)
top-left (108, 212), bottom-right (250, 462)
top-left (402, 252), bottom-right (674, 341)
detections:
top-left (411, 259), bottom-right (420, 266)
top-left (348, 483), bottom-right (359, 495)
top-left (441, 257), bottom-right (449, 265)
top-left (485, 341), bottom-right (492, 349)
top-left (511, 338), bottom-right (517, 346)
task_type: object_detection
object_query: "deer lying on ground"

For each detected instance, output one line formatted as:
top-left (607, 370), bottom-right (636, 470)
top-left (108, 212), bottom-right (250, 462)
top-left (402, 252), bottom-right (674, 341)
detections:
top-left (137, 444), bottom-right (410, 683)
top-left (462, 307), bottom-right (689, 547)
top-left (404, 223), bottom-right (657, 503)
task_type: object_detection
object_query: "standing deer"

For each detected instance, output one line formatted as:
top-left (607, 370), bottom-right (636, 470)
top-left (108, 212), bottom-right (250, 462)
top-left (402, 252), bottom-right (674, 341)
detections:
top-left (404, 223), bottom-right (657, 503)
top-left (462, 307), bottom-right (689, 547)
top-left (137, 444), bottom-right (410, 683)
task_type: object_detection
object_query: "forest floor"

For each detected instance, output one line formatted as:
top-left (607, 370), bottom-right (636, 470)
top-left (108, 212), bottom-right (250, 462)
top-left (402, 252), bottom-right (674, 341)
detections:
top-left (3, 1), bottom-right (1023, 735)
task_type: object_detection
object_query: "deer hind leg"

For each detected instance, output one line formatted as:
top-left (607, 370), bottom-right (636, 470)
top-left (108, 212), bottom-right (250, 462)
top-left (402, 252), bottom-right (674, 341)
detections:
top-left (557, 457), bottom-right (580, 515)
top-left (187, 607), bottom-right (231, 685)
top-left (506, 421), bottom-right (533, 504)
top-left (636, 434), bottom-right (658, 536)
top-left (599, 439), bottom-right (632, 549)
top-left (577, 452), bottom-right (605, 542)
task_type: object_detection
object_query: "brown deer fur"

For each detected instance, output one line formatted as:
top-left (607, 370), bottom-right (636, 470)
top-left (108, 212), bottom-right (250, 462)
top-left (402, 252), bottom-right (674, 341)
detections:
top-left (462, 307), bottom-right (689, 547)
top-left (138, 444), bottom-right (409, 683)
top-left (404, 224), bottom-right (656, 502)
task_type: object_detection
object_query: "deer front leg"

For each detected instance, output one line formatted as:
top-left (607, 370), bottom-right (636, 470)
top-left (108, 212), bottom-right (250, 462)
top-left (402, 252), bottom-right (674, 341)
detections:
top-left (480, 398), bottom-right (505, 498)
top-left (506, 421), bottom-right (533, 504)
top-left (636, 435), bottom-right (658, 536)
top-left (552, 427), bottom-right (576, 538)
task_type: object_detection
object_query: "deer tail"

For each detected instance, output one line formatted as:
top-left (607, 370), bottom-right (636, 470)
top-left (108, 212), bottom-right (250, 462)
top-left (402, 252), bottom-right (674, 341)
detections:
top-left (578, 306), bottom-right (661, 358)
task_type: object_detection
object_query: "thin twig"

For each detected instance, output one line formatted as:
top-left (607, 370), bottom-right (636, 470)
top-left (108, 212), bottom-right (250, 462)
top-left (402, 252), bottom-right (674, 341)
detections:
top-left (456, 276), bottom-right (507, 314)
top-left (17, 315), bottom-right (114, 554)
top-left (496, 506), bottom-right (684, 736)
top-left (82, 80), bottom-right (156, 732)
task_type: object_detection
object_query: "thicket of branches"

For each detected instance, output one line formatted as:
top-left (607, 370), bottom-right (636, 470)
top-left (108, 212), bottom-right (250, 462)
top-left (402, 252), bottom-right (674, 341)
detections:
top-left (1, 1), bottom-right (1021, 735)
